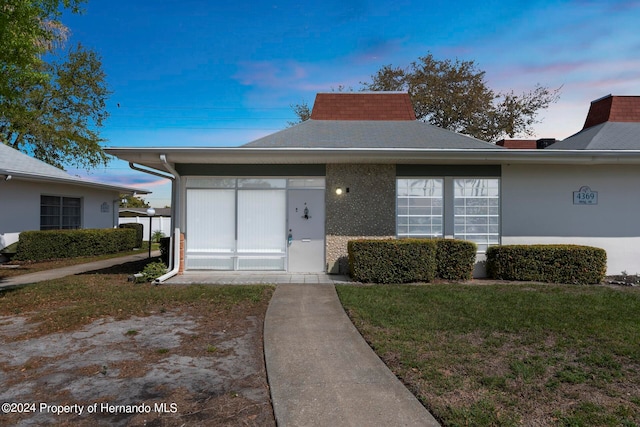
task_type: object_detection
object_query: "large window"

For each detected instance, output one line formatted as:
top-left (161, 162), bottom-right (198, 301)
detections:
top-left (454, 179), bottom-right (500, 252)
top-left (396, 179), bottom-right (443, 238)
top-left (396, 177), bottom-right (500, 252)
top-left (40, 196), bottom-right (82, 230)
top-left (185, 178), bottom-right (309, 271)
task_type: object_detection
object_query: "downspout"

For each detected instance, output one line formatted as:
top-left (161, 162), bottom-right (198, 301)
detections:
top-left (154, 155), bottom-right (182, 284)
top-left (126, 159), bottom-right (182, 283)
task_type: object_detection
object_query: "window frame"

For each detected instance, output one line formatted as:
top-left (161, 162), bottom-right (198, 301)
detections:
top-left (40, 195), bottom-right (82, 230)
top-left (452, 178), bottom-right (501, 253)
top-left (395, 177), bottom-right (501, 252)
top-left (396, 178), bottom-right (444, 239)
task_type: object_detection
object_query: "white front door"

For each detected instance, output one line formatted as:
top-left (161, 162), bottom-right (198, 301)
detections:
top-left (287, 189), bottom-right (325, 272)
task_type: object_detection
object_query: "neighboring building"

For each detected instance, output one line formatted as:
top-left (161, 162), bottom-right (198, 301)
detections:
top-left (0, 143), bottom-right (147, 251)
top-left (106, 92), bottom-right (640, 277)
top-left (496, 139), bottom-right (557, 149)
top-left (496, 139), bottom-right (538, 149)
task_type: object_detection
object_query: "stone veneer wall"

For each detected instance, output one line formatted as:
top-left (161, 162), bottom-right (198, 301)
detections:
top-left (325, 164), bottom-right (396, 274)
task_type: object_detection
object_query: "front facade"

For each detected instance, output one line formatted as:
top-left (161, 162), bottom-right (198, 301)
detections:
top-left (107, 93), bottom-right (640, 277)
top-left (0, 144), bottom-right (145, 251)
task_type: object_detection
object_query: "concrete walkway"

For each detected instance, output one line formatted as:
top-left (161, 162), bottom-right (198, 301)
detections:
top-left (2, 259), bottom-right (440, 425)
top-left (264, 284), bottom-right (440, 427)
top-left (164, 271), bottom-right (351, 285)
top-left (0, 251), bottom-right (160, 289)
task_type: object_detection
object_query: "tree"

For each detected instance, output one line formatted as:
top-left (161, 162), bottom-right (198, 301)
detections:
top-left (0, 0), bottom-right (83, 105)
top-left (120, 195), bottom-right (150, 208)
top-left (361, 54), bottom-right (559, 142)
top-left (1, 44), bottom-right (110, 169)
top-left (1, 0), bottom-right (110, 170)
top-left (287, 101), bottom-right (311, 127)
top-left (289, 53), bottom-right (559, 142)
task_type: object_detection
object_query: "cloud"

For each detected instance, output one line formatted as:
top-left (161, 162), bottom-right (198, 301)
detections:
top-left (233, 60), bottom-right (309, 89)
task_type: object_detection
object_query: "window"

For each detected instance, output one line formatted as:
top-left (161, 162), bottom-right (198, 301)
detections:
top-left (184, 177), bottom-right (323, 270)
top-left (453, 179), bottom-right (500, 252)
top-left (396, 177), bottom-right (500, 252)
top-left (397, 179), bottom-right (443, 238)
top-left (40, 196), bottom-right (82, 230)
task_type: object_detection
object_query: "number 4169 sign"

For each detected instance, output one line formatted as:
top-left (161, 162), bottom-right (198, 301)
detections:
top-left (573, 186), bottom-right (598, 205)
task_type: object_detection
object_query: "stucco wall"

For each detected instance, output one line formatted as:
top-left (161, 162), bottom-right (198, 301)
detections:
top-left (325, 164), bottom-right (396, 273)
top-left (0, 180), bottom-right (120, 250)
top-left (501, 164), bottom-right (640, 275)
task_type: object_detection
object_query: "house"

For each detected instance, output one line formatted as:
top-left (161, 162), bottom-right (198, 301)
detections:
top-left (0, 143), bottom-right (148, 253)
top-left (105, 92), bottom-right (640, 279)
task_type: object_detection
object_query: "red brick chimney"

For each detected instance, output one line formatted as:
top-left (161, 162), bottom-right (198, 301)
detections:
top-left (310, 92), bottom-right (416, 121)
top-left (583, 95), bottom-right (640, 129)
top-left (496, 139), bottom-right (537, 149)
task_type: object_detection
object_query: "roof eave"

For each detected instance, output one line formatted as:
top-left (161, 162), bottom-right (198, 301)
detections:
top-left (0, 169), bottom-right (149, 194)
top-left (106, 147), bottom-right (640, 167)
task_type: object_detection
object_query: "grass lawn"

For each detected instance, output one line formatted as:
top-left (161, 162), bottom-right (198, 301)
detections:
top-left (0, 243), bottom-right (160, 279)
top-left (0, 261), bottom-right (276, 426)
top-left (0, 265), bottom-right (269, 337)
top-left (336, 283), bottom-right (640, 426)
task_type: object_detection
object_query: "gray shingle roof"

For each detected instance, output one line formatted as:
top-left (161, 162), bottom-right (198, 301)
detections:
top-left (0, 143), bottom-right (147, 193)
top-left (0, 142), bottom-right (79, 180)
top-left (242, 120), bottom-right (503, 150)
top-left (547, 122), bottom-right (640, 150)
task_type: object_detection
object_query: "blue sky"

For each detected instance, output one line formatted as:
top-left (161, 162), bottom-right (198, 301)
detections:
top-left (61, 0), bottom-right (640, 207)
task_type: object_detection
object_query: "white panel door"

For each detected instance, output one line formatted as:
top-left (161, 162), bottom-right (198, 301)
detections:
top-left (287, 189), bottom-right (325, 272)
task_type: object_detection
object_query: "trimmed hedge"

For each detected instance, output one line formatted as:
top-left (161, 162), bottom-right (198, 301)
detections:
top-left (348, 239), bottom-right (437, 284)
top-left (15, 228), bottom-right (137, 262)
top-left (347, 238), bottom-right (478, 284)
top-left (435, 239), bottom-right (477, 281)
top-left (486, 244), bottom-right (607, 285)
top-left (119, 223), bottom-right (144, 248)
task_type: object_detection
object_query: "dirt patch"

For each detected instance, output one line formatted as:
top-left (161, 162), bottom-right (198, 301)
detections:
top-left (0, 303), bottom-right (275, 426)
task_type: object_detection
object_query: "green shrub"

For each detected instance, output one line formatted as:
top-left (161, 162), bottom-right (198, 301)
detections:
top-left (486, 244), bottom-right (607, 285)
top-left (152, 230), bottom-right (165, 243)
top-left (348, 239), bottom-right (437, 284)
top-left (119, 223), bottom-right (144, 248)
top-left (435, 239), bottom-right (477, 281)
top-left (138, 261), bottom-right (168, 282)
top-left (15, 228), bottom-right (137, 262)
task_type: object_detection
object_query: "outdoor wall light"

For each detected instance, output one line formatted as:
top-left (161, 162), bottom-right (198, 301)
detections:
top-left (335, 187), bottom-right (349, 195)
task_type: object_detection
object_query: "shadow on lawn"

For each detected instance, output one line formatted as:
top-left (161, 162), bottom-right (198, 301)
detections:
top-left (79, 257), bottom-right (163, 275)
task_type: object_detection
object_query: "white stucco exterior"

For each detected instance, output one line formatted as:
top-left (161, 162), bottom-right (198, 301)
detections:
top-left (502, 164), bottom-right (640, 275)
top-left (0, 180), bottom-right (122, 250)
